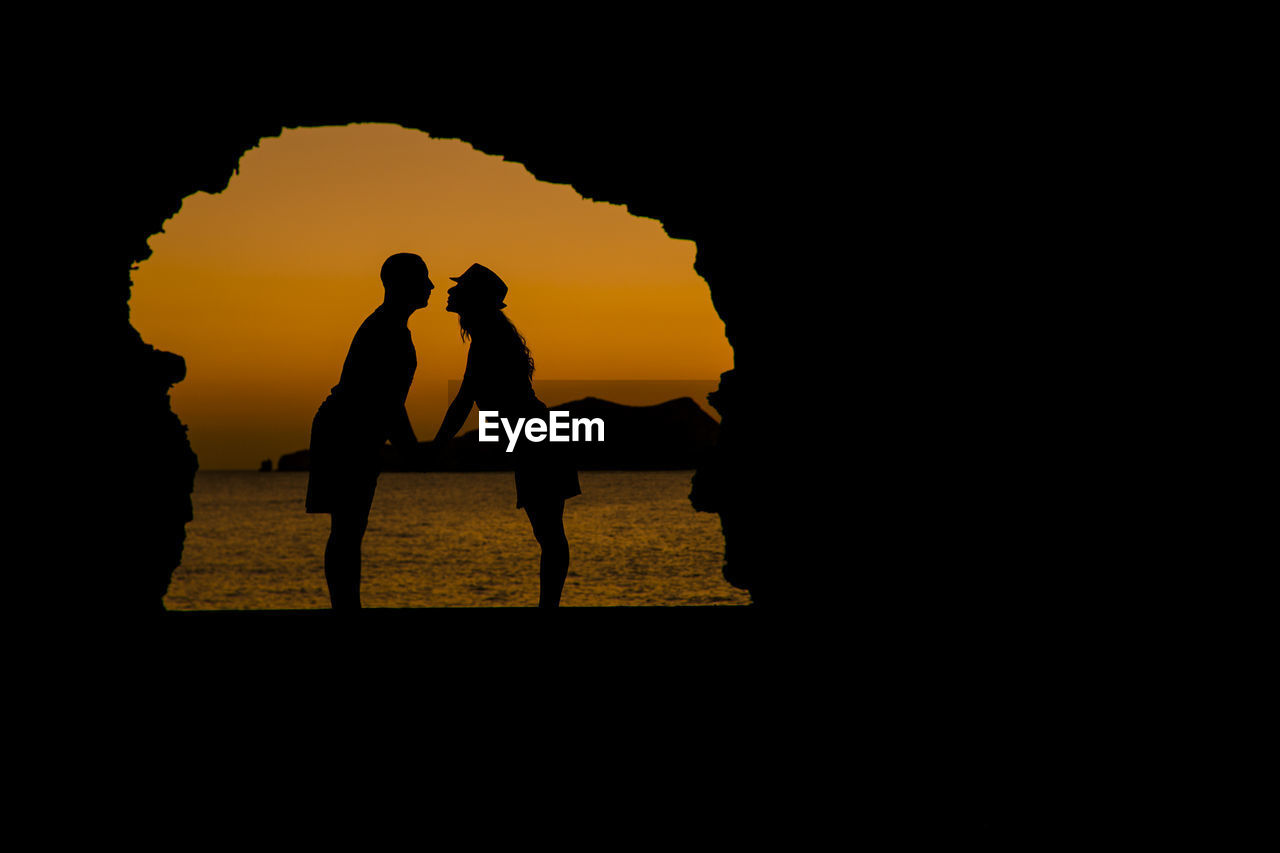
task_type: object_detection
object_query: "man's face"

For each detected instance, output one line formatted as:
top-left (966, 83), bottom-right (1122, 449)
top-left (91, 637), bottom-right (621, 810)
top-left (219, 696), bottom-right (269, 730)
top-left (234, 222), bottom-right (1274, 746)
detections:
top-left (401, 269), bottom-right (433, 309)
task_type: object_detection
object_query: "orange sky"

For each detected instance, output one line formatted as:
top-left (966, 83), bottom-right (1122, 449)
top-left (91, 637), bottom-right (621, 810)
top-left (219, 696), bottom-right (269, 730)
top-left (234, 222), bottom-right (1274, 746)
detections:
top-left (130, 124), bottom-right (732, 469)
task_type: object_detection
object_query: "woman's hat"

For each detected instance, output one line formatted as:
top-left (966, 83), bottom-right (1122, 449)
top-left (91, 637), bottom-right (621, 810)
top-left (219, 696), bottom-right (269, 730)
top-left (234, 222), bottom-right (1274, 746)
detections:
top-left (450, 263), bottom-right (508, 309)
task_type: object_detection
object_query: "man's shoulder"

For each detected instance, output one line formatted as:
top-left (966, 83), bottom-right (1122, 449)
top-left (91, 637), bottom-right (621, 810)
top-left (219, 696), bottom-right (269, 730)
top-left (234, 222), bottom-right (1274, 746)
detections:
top-left (351, 308), bottom-right (394, 339)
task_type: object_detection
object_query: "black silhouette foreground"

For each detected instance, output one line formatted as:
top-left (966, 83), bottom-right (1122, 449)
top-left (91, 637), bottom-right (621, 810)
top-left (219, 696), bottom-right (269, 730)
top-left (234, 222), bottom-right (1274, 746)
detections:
top-left (434, 263), bottom-right (581, 608)
top-left (306, 253), bottom-right (432, 610)
top-left (79, 108), bottom-right (841, 612)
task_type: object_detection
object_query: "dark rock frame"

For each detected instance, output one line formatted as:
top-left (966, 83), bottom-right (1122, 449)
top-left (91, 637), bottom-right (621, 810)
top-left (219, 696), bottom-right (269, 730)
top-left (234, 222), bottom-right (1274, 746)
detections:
top-left (65, 96), bottom-right (833, 612)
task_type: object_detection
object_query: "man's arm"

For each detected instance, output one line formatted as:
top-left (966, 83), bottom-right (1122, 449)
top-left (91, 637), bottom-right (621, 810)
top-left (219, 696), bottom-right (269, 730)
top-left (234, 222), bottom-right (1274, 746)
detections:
top-left (390, 404), bottom-right (418, 457)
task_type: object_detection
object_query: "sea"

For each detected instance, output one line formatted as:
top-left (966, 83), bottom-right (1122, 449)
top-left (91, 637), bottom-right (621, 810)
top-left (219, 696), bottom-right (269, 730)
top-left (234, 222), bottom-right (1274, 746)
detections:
top-left (165, 471), bottom-right (749, 609)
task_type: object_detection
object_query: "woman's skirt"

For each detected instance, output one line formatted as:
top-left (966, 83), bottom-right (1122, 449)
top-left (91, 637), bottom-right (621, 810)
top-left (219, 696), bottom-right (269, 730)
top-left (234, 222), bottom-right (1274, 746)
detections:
top-left (511, 412), bottom-right (581, 509)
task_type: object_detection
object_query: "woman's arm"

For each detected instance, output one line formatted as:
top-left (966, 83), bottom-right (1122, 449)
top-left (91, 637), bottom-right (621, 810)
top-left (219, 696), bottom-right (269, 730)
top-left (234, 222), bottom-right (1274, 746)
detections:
top-left (434, 376), bottom-right (475, 444)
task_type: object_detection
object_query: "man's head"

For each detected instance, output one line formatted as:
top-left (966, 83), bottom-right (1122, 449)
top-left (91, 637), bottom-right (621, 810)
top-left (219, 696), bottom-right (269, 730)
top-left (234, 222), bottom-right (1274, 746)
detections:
top-left (381, 253), bottom-right (433, 310)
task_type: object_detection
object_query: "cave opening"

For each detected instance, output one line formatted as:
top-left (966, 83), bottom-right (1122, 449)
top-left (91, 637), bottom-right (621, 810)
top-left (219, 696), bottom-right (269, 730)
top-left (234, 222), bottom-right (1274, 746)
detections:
top-left (128, 123), bottom-right (744, 608)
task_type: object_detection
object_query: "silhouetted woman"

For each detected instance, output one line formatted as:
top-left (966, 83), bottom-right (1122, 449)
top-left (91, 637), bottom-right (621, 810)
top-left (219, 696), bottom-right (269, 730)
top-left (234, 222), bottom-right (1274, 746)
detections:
top-left (306, 253), bottom-right (433, 610)
top-left (434, 264), bottom-right (580, 607)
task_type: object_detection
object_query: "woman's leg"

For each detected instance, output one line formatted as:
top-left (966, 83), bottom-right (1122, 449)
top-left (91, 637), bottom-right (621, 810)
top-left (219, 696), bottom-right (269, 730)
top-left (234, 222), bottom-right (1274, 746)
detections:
top-left (524, 499), bottom-right (569, 608)
top-left (325, 508), bottom-right (369, 610)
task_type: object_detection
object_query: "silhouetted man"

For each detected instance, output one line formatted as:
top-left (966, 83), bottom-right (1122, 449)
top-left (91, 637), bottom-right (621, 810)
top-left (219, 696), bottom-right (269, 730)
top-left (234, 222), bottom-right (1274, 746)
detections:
top-left (305, 253), bottom-right (433, 609)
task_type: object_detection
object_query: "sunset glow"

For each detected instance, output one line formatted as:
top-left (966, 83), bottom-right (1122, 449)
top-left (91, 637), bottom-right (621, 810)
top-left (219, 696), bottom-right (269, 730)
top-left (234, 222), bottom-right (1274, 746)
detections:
top-left (130, 124), bottom-right (732, 469)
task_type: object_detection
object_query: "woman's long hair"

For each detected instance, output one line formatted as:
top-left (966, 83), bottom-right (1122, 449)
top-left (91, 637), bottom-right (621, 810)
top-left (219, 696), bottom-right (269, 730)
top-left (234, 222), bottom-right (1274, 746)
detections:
top-left (460, 309), bottom-right (535, 380)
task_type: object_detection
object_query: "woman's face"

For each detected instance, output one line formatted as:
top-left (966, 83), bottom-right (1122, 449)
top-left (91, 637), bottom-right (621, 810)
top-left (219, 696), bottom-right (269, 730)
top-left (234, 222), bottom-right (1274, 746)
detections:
top-left (445, 280), bottom-right (483, 315)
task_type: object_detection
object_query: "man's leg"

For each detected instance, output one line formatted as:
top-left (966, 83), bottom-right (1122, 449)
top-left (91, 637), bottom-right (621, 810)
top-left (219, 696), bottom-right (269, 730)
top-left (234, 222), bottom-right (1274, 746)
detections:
top-left (325, 506), bottom-right (370, 610)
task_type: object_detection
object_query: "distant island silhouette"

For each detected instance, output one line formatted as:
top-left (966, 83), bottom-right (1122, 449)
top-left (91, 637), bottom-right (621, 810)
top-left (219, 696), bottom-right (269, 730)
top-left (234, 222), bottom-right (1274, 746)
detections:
top-left (276, 396), bottom-right (718, 472)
